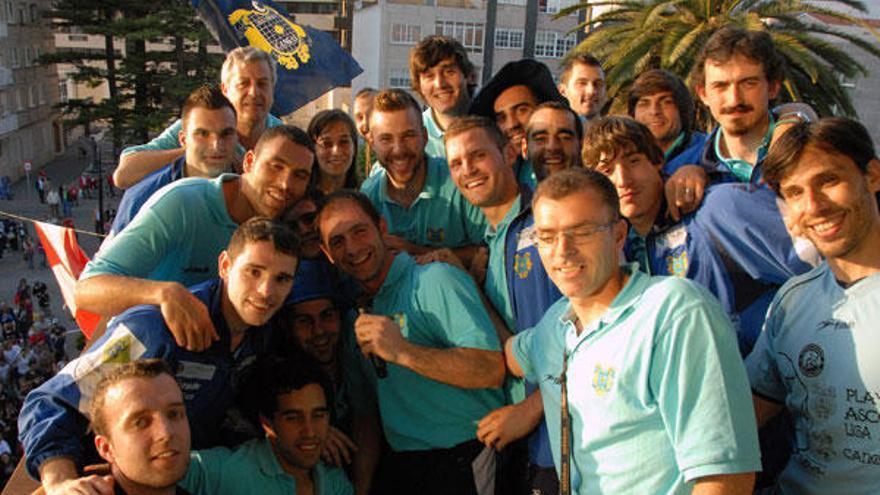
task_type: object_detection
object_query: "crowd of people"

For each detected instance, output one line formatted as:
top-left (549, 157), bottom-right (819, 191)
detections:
top-left (9, 22), bottom-right (880, 495)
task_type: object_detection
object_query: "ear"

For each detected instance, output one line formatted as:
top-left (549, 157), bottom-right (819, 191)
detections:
top-left (557, 82), bottom-right (567, 97)
top-left (242, 149), bottom-right (256, 174)
top-left (259, 414), bottom-right (275, 438)
top-left (218, 250), bottom-right (231, 280)
top-left (612, 217), bottom-right (628, 252)
top-left (866, 158), bottom-right (880, 194)
top-left (379, 217), bottom-right (388, 236)
top-left (504, 141), bottom-right (520, 167)
top-left (94, 434), bottom-right (115, 464)
top-left (767, 79), bottom-right (781, 100)
top-left (520, 135), bottom-right (529, 160)
top-left (178, 127), bottom-right (187, 149)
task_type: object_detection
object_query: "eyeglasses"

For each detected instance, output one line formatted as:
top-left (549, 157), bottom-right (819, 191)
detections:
top-left (534, 221), bottom-right (617, 248)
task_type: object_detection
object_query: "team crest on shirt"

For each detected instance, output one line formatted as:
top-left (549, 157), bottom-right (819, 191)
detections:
top-left (393, 312), bottom-right (407, 331)
top-left (592, 364), bottom-right (615, 396)
top-left (798, 343), bottom-right (825, 378)
top-left (666, 251), bottom-right (689, 278)
top-left (426, 228), bottom-right (445, 244)
top-left (514, 252), bottom-right (533, 279)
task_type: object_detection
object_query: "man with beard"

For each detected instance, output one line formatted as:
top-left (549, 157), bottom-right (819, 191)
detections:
top-left (360, 89), bottom-right (485, 258)
top-left (21, 219), bottom-right (300, 495)
top-left (445, 116), bottom-right (564, 494)
top-left (557, 53), bottom-right (606, 122)
top-left (109, 85), bottom-right (240, 238)
top-left (468, 59), bottom-right (568, 189)
top-left (747, 117), bottom-right (880, 495)
top-left (180, 356), bottom-right (353, 495)
top-left (410, 36), bottom-right (476, 159)
top-left (75, 126), bottom-right (313, 351)
top-left (45, 359), bottom-right (193, 495)
top-left (115, 47), bottom-right (281, 189)
top-left (523, 102), bottom-right (583, 182)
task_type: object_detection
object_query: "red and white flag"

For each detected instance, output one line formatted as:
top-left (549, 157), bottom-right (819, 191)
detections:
top-left (33, 221), bottom-right (100, 339)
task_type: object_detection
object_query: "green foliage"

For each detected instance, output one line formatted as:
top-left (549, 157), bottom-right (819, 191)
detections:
top-left (40, 0), bottom-right (223, 144)
top-left (561, 0), bottom-right (880, 118)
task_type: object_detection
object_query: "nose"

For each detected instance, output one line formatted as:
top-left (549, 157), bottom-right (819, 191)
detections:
top-left (803, 186), bottom-right (829, 215)
top-left (546, 134), bottom-right (562, 152)
top-left (609, 164), bottom-right (630, 188)
top-left (652, 100), bottom-right (664, 116)
top-left (726, 83), bottom-right (743, 105)
top-left (153, 414), bottom-right (175, 442)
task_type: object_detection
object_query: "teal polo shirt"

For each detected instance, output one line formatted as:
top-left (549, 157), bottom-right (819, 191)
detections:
top-left (514, 157), bottom-right (537, 189)
top-left (372, 252), bottom-right (505, 451)
top-left (121, 114), bottom-right (283, 158)
top-left (422, 107), bottom-right (446, 159)
top-left (180, 437), bottom-right (353, 495)
top-left (511, 265), bottom-right (760, 494)
top-left (483, 194), bottom-right (522, 332)
top-left (360, 156), bottom-right (486, 248)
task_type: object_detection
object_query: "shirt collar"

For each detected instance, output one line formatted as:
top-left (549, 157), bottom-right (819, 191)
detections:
top-left (484, 192), bottom-right (523, 240)
top-left (663, 132), bottom-right (687, 161)
top-left (713, 113), bottom-right (775, 182)
top-left (375, 252), bottom-right (415, 301)
top-left (423, 107), bottom-right (444, 139)
top-left (378, 156), bottom-right (438, 204)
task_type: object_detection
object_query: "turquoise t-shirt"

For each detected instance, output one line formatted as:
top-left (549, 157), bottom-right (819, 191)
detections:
top-left (746, 263), bottom-right (880, 495)
top-left (514, 157), bottom-right (536, 189)
top-left (121, 114), bottom-right (283, 158)
top-left (360, 156), bottom-right (486, 248)
top-left (512, 265), bottom-right (760, 494)
top-left (371, 253), bottom-right (505, 451)
top-left (483, 194), bottom-right (522, 332)
top-left (180, 437), bottom-right (353, 495)
top-left (81, 175), bottom-right (239, 287)
top-left (422, 107), bottom-right (446, 159)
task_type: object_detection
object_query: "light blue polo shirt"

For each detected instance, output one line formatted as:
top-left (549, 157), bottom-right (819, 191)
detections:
top-left (423, 107), bottom-right (446, 159)
top-left (121, 114), bottom-right (283, 158)
top-left (81, 175), bottom-right (239, 287)
top-left (511, 265), bottom-right (760, 494)
top-left (360, 156), bottom-right (486, 248)
top-left (181, 437), bottom-right (353, 495)
top-left (746, 263), bottom-right (880, 495)
top-left (371, 252), bottom-right (505, 451)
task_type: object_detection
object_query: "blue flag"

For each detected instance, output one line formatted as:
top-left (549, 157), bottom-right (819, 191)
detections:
top-left (192, 0), bottom-right (363, 115)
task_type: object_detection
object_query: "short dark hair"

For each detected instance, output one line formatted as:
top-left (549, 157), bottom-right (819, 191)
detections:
top-left (533, 167), bottom-right (620, 220)
top-left (90, 359), bottom-right (177, 437)
top-left (691, 25), bottom-right (785, 90)
top-left (528, 101), bottom-right (584, 141)
top-left (627, 69), bottom-right (694, 138)
top-left (254, 125), bottom-right (315, 156)
top-left (559, 53), bottom-right (603, 85)
top-left (253, 355), bottom-right (334, 419)
top-left (763, 117), bottom-right (877, 194)
top-left (372, 89), bottom-right (423, 120)
top-left (410, 35), bottom-right (476, 99)
top-left (181, 85), bottom-right (236, 125)
top-left (227, 217), bottom-right (300, 260)
top-left (307, 109), bottom-right (359, 189)
top-left (444, 115), bottom-right (508, 150)
top-left (582, 116), bottom-right (664, 170)
top-left (316, 189), bottom-right (383, 240)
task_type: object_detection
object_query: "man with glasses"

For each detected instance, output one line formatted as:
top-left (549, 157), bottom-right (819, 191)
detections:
top-left (504, 168), bottom-right (760, 494)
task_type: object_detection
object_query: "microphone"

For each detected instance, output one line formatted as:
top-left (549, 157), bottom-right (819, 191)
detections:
top-left (358, 307), bottom-right (388, 379)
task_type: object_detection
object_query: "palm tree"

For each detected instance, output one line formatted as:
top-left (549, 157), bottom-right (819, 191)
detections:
top-left (560, 0), bottom-right (880, 118)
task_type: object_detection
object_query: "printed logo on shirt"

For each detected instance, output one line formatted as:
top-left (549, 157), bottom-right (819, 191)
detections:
top-left (666, 251), bottom-right (689, 278)
top-left (798, 343), bottom-right (825, 378)
top-left (818, 319), bottom-right (853, 332)
top-left (426, 228), bottom-right (445, 244)
top-left (394, 312), bottom-right (407, 331)
top-left (657, 225), bottom-right (687, 249)
top-left (514, 252), bottom-right (533, 279)
top-left (592, 364), bottom-right (615, 396)
top-left (517, 225), bottom-right (537, 251)
top-left (177, 361), bottom-right (217, 381)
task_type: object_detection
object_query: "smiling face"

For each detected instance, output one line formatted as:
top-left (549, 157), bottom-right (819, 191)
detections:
top-left (242, 135), bottom-right (313, 218)
top-left (592, 147), bottom-right (664, 231)
top-left (222, 60), bottom-right (274, 126)
top-left (219, 240), bottom-right (298, 330)
top-left (526, 107), bottom-right (582, 180)
top-left (369, 107), bottom-right (428, 188)
top-left (632, 91), bottom-right (681, 150)
top-left (778, 144), bottom-right (880, 262)
top-left (696, 54), bottom-right (779, 137)
top-left (262, 384), bottom-right (330, 476)
top-left (493, 85), bottom-right (538, 148)
top-left (417, 57), bottom-right (470, 116)
top-left (319, 199), bottom-right (392, 292)
top-left (315, 120), bottom-right (355, 179)
top-left (446, 127), bottom-right (519, 209)
top-left (94, 374), bottom-right (190, 492)
top-left (533, 189), bottom-right (626, 303)
top-left (559, 62), bottom-right (606, 119)
top-left (180, 106), bottom-right (239, 178)
top-left (290, 298), bottom-right (341, 365)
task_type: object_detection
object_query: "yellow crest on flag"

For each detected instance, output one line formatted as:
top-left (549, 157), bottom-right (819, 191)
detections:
top-left (229, 1), bottom-right (310, 70)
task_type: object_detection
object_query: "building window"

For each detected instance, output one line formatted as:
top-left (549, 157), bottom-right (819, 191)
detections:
top-left (0, 91), bottom-right (6, 115)
top-left (15, 88), bottom-right (23, 111)
top-left (494, 28), bottom-right (524, 49)
top-left (389, 68), bottom-right (411, 89)
top-left (28, 85), bottom-right (36, 107)
top-left (28, 3), bottom-right (36, 22)
top-left (16, 2), bottom-right (24, 24)
top-left (539, 0), bottom-right (576, 15)
top-left (23, 46), bottom-right (30, 66)
top-left (59, 80), bottom-right (68, 103)
top-left (10, 48), bottom-right (18, 68)
top-left (38, 82), bottom-right (44, 104)
top-left (390, 23), bottom-right (421, 45)
top-left (5, 1), bottom-right (14, 24)
top-left (535, 30), bottom-right (575, 58)
top-left (435, 20), bottom-right (483, 53)
top-left (498, 0), bottom-right (526, 5)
